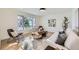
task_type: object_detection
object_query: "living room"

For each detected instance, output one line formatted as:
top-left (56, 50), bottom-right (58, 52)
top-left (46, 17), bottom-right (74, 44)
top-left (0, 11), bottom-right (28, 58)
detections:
top-left (0, 8), bottom-right (79, 50)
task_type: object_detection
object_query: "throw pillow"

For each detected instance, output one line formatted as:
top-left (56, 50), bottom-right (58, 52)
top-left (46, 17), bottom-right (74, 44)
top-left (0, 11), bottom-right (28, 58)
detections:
top-left (55, 31), bottom-right (67, 46)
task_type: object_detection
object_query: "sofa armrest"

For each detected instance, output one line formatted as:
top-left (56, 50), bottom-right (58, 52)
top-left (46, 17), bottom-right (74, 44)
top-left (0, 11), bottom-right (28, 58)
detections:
top-left (46, 40), bottom-right (68, 50)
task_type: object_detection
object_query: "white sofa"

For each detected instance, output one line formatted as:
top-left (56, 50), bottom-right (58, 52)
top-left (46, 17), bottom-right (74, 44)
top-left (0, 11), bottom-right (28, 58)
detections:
top-left (46, 28), bottom-right (79, 50)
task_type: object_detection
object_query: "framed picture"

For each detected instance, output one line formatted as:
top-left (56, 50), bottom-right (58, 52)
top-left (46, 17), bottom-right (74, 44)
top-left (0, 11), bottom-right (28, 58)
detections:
top-left (48, 19), bottom-right (56, 27)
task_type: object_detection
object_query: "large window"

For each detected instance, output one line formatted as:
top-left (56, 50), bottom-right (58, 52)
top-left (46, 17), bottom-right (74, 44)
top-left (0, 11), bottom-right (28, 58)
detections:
top-left (17, 15), bottom-right (36, 31)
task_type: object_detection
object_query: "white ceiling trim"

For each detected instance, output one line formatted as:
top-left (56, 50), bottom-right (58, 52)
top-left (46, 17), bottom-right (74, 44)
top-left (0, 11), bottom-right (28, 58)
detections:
top-left (18, 8), bottom-right (73, 16)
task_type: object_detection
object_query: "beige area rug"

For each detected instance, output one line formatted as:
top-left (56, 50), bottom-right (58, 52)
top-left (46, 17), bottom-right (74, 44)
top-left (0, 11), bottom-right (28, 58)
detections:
top-left (1, 32), bottom-right (53, 50)
top-left (33, 39), bottom-right (48, 50)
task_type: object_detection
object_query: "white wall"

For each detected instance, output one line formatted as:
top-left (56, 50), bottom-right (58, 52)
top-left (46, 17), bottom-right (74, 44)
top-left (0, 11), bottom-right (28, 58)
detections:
top-left (0, 8), bottom-right (78, 40)
top-left (0, 8), bottom-right (41, 40)
top-left (40, 12), bottom-right (72, 32)
top-left (71, 8), bottom-right (78, 30)
top-left (0, 8), bottom-right (17, 40)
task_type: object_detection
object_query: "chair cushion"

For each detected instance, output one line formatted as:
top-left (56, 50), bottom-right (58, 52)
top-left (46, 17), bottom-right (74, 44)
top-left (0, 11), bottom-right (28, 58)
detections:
top-left (11, 32), bottom-right (18, 37)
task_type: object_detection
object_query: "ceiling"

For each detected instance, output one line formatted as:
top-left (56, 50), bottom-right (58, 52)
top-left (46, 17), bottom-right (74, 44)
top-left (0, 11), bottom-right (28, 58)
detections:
top-left (18, 8), bottom-right (73, 16)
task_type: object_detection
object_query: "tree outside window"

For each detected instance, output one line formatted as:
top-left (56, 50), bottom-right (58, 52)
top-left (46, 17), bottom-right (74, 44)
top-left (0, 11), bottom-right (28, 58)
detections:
top-left (17, 15), bottom-right (36, 31)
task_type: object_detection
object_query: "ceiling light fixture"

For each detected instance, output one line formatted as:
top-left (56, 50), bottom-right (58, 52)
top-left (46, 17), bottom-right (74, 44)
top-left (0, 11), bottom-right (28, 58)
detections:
top-left (40, 8), bottom-right (46, 11)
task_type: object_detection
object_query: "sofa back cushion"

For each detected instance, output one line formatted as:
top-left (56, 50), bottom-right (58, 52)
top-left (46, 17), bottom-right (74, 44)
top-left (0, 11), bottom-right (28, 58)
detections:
top-left (65, 28), bottom-right (72, 36)
top-left (64, 30), bottom-right (79, 50)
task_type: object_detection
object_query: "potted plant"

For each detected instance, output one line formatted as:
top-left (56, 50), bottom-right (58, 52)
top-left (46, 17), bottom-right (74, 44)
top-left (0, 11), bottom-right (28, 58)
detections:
top-left (62, 17), bottom-right (69, 31)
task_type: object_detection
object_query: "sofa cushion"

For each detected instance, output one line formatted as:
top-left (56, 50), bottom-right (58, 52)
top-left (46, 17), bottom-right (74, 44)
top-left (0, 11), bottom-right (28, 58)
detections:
top-left (46, 32), bottom-right (59, 43)
top-left (64, 30), bottom-right (79, 50)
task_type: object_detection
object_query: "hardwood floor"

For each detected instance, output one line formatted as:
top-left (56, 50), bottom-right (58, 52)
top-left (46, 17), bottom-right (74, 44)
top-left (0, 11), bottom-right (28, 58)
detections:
top-left (0, 38), bottom-right (20, 50)
top-left (1, 42), bottom-right (20, 50)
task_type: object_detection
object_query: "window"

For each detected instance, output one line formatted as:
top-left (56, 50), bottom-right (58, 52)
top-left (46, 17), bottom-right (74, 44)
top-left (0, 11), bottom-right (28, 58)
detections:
top-left (17, 16), bottom-right (24, 31)
top-left (17, 15), bottom-right (36, 31)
